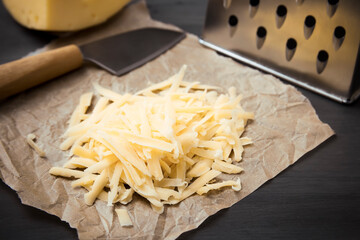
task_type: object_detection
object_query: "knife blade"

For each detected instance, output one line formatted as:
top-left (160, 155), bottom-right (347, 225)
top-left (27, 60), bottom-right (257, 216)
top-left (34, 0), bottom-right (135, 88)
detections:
top-left (0, 27), bottom-right (186, 101)
top-left (80, 28), bottom-right (186, 76)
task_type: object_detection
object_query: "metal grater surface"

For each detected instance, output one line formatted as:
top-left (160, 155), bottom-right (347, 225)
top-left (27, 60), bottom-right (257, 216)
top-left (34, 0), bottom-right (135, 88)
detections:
top-left (200, 0), bottom-right (360, 103)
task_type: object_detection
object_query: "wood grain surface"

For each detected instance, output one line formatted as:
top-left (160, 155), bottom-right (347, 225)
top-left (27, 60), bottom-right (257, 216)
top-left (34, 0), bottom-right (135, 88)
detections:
top-left (0, 1), bottom-right (359, 239)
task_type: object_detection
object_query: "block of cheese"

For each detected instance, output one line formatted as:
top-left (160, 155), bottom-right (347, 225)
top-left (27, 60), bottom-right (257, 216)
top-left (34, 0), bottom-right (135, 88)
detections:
top-left (2, 0), bottom-right (130, 31)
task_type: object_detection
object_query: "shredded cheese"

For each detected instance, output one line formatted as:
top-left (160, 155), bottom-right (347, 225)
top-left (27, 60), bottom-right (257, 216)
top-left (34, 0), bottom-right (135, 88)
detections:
top-left (115, 208), bottom-right (133, 227)
top-left (196, 178), bottom-right (242, 195)
top-left (26, 133), bottom-right (46, 157)
top-left (49, 65), bottom-right (253, 213)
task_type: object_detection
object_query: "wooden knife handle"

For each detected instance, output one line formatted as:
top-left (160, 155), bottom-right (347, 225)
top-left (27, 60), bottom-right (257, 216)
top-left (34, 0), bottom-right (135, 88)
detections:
top-left (0, 44), bottom-right (83, 101)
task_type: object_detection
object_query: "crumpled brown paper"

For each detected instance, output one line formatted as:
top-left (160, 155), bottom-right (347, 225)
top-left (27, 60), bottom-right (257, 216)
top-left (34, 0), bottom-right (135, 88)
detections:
top-left (0, 1), bottom-right (334, 239)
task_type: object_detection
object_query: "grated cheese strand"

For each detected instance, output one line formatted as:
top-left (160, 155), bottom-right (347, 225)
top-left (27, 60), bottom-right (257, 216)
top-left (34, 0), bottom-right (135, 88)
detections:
top-left (26, 134), bottom-right (46, 157)
top-left (115, 208), bottom-right (133, 227)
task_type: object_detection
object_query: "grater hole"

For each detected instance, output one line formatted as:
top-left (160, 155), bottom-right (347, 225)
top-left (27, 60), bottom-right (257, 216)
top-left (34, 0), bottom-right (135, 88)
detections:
top-left (318, 50), bottom-right (329, 62)
top-left (333, 26), bottom-right (345, 50)
top-left (256, 26), bottom-right (266, 49)
top-left (334, 26), bottom-right (345, 39)
top-left (317, 50), bottom-right (329, 74)
top-left (250, 0), bottom-right (260, 7)
top-left (249, 0), bottom-right (259, 18)
top-left (276, 5), bottom-right (287, 17)
top-left (304, 15), bottom-right (316, 39)
top-left (275, 5), bottom-right (287, 28)
top-left (228, 15), bottom-right (238, 27)
top-left (286, 38), bottom-right (297, 61)
top-left (327, 0), bottom-right (339, 17)
top-left (328, 0), bottom-right (339, 5)
top-left (257, 26), bottom-right (266, 38)
top-left (286, 38), bottom-right (297, 50)
top-left (305, 15), bottom-right (316, 28)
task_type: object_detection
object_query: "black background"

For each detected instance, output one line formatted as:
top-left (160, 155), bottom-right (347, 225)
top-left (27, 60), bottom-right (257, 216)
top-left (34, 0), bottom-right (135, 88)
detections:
top-left (0, 0), bottom-right (359, 239)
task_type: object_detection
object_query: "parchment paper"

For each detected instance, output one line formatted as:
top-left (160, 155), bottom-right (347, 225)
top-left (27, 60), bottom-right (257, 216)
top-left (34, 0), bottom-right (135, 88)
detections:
top-left (0, 1), bottom-right (334, 239)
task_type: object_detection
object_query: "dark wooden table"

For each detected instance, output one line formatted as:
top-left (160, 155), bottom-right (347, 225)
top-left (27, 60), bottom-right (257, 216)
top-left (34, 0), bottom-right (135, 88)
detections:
top-left (1, 1), bottom-right (359, 239)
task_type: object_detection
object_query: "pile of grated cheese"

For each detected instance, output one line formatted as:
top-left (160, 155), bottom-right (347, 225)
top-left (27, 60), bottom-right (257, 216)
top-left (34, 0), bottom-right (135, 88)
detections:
top-left (49, 65), bottom-right (254, 214)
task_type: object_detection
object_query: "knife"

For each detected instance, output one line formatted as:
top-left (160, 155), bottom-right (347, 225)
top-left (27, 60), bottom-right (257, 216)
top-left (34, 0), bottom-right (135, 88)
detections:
top-left (0, 28), bottom-right (186, 101)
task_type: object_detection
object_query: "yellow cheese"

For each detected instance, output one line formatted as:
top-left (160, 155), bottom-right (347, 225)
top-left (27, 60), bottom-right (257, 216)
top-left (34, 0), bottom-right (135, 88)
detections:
top-left (63, 157), bottom-right (97, 169)
top-left (154, 178), bottom-right (187, 188)
top-left (181, 170), bottom-right (221, 200)
top-left (49, 167), bottom-right (85, 178)
top-left (71, 174), bottom-right (97, 188)
top-left (196, 178), bottom-right (241, 195)
top-left (115, 208), bottom-right (133, 227)
top-left (116, 187), bottom-right (134, 205)
top-left (26, 133), bottom-right (46, 157)
top-left (212, 159), bottom-right (243, 174)
top-left (108, 162), bottom-right (122, 206)
top-left (68, 92), bottom-right (93, 128)
top-left (155, 187), bottom-right (181, 200)
top-left (84, 169), bottom-right (108, 205)
top-left (84, 155), bottom-right (117, 174)
top-left (3, 0), bottom-right (130, 31)
top-left (50, 65), bottom-right (253, 212)
top-left (187, 159), bottom-right (212, 178)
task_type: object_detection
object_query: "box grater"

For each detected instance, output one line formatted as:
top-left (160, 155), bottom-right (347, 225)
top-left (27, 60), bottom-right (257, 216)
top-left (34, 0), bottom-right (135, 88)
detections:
top-left (200, 0), bottom-right (360, 103)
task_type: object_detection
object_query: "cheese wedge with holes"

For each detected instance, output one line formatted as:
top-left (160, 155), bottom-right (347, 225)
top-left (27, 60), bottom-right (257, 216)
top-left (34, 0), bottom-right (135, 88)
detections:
top-left (3, 0), bottom-right (130, 31)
